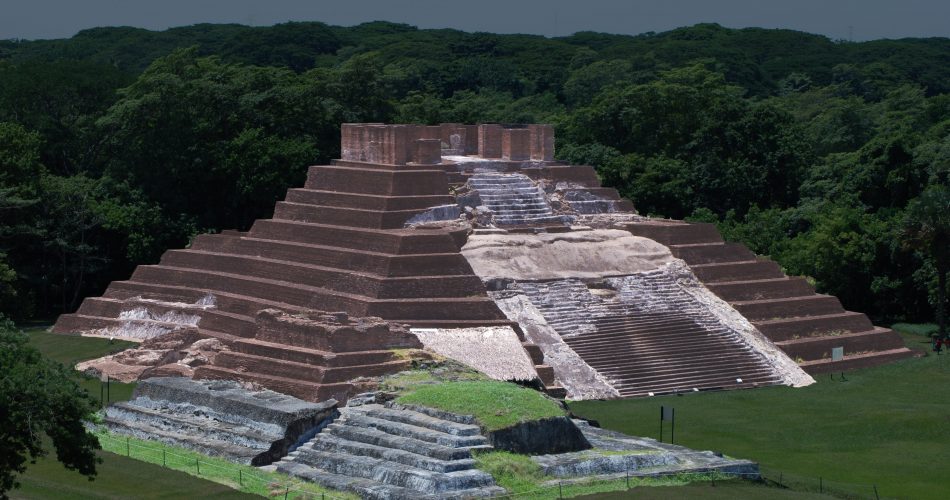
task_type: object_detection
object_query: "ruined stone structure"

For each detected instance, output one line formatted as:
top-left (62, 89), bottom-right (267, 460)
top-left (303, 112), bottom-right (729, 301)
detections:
top-left (56, 123), bottom-right (914, 401)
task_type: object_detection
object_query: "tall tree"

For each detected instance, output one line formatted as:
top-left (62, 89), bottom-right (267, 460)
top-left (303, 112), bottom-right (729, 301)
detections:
top-left (0, 319), bottom-right (101, 497)
top-left (902, 184), bottom-right (950, 338)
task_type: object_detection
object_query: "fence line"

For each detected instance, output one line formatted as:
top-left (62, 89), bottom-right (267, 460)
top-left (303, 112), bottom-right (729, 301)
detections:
top-left (97, 432), bottom-right (888, 500)
top-left (96, 432), bottom-right (350, 499)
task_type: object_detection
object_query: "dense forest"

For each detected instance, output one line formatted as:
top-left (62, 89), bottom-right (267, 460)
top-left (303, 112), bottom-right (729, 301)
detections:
top-left (1, 21), bottom-right (948, 329)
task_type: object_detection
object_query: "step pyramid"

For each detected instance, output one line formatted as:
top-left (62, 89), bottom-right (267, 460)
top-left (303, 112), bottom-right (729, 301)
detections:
top-left (55, 123), bottom-right (913, 400)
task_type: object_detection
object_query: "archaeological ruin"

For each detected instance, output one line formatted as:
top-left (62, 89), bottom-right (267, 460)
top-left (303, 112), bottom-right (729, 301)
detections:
top-left (58, 122), bottom-right (913, 399)
top-left (55, 123), bottom-right (916, 497)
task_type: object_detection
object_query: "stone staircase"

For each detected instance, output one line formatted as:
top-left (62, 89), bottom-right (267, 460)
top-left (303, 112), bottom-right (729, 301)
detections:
top-left (103, 377), bottom-right (337, 466)
top-left (518, 274), bottom-right (783, 397)
top-left (626, 221), bottom-right (915, 373)
top-left (276, 404), bottom-right (505, 499)
top-left (467, 172), bottom-right (569, 226)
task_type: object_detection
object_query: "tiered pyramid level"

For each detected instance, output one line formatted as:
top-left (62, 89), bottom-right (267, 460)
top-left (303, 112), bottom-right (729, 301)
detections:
top-left (55, 122), bottom-right (914, 400)
top-left (626, 221), bottom-right (914, 373)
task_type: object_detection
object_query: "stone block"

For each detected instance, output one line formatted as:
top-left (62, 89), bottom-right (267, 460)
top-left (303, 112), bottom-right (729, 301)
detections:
top-left (412, 139), bottom-right (442, 164)
top-left (503, 128), bottom-right (531, 160)
top-left (528, 124), bottom-right (555, 161)
top-left (478, 124), bottom-right (503, 158)
top-left (364, 125), bottom-right (409, 165)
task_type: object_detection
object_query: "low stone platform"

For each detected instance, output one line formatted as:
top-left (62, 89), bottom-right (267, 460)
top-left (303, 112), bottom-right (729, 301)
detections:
top-left (533, 420), bottom-right (758, 480)
top-left (103, 377), bottom-right (338, 465)
top-left (275, 403), bottom-right (505, 499)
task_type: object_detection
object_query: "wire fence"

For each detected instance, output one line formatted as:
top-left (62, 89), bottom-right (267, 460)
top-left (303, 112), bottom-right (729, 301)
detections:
top-left (759, 466), bottom-right (888, 500)
top-left (96, 432), bottom-right (353, 499)
top-left (97, 431), bottom-right (892, 500)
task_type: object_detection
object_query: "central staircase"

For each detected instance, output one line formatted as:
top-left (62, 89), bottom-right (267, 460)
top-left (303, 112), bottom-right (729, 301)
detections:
top-left (276, 404), bottom-right (504, 499)
top-left (625, 221), bottom-right (914, 373)
top-left (518, 273), bottom-right (783, 397)
top-left (467, 172), bottom-right (569, 226)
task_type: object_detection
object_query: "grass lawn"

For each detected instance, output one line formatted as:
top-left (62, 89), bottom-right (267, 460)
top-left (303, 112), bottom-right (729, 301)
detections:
top-left (25, 325), bottom-right (138, 403)
top-left (569, 328), bottom-right (950, 500)
top-left (14, 324), bottom-right (259, 499)
top-left (397, 379), bottom-right (566, 431)
top-left (11, 448), bottom-right (256, 499)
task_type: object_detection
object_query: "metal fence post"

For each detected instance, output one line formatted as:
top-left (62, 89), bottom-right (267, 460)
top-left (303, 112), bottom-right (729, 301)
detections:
top-left (196, 458), bottom-right (200, 475)
top-left (874, 484), bottom-right (880, 500)
top-left (239, 469), bottom-right (243, 487)
top-left (126, 437), bottom-right (130, 457)
top-left (819, 476), bottom-right (823, 493)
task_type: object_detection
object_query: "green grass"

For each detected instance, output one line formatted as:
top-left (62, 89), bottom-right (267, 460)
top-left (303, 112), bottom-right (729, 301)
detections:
top-left (24, 325), bottom-right (137, 367)
top-left (396, 380), bottom-right (566, 431)
top-left (891, 322), bottom-right (939, 337)
top-left (25, 326), bottom-right (138, 403)
top-left (94, 430), bottom-right (357, 499)
top-left (569, 330), bottom-right (950, 500)
top-left (13, 326), bottom-right (261, 498)
top-left (472, 451), bottom-right (811, 499)
top-left (579, 481), bottom-right (837, 499)
top-left (12, 447), bottom-right (256, 499)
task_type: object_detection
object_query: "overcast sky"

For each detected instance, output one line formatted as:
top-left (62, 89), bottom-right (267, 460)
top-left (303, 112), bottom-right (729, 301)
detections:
top-left (3, 0), bottom-right (949, 42)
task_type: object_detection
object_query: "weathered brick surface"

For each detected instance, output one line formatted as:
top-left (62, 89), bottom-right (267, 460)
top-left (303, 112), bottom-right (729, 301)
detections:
top-left (478, 124), bottom-right (503, 158)
top-left (502, 128), bottom-right (530, 160)
top-left (528, 124), bottom-right (555, 160)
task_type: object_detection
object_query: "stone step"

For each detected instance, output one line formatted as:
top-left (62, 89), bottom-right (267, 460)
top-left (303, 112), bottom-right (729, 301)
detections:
top-left (212, 351), bottom-right (410, 384)
top-left (105, 402), bottom-right (277, 450)
top-left (277, 461), bottom-right (506, 500)
top-left (161, 249), bottom-right (486, 299)
top-left (104, 280), bottom-right (307, 318)
top-left (289, 447), bottom-right (496, 493)
top-left (775, 327), bottom-right (907, 361)
top-left (669, 242), bottom-right (756, 264)
top-left (310, 434), bottom-right (476, 473)
top-left (285, 188), bottom-right (452, 212)
top-left (619, 378), bottom-right (780, 397)
top-left (192, 365), bottom-right (357, 403)
top-left (342, 412), bottom-right (489, 449)
top-left (732, 295), bottom-right (845, 321)
top-left (247, 219), bottom-right (462, 255)
top-left (273, 201), bottom-right (424, 230)
top-left (191, 233), bottom-right (472, 277)
top-left (753, 311), bottom-right (875, 341)
top-left (599, 361), bottom-right (774, 382)
top-left (799, 347), bottom-right (917, 374)
top-left (277, 461), bottom-right (439, 500)
top-left (324, 422), bottom-right (473, 462)
top-left (690, 260), bottom-right (785, 283)
top-left (104, 413), bottom-right (264, 464)
top-left (625, 222), bottom-right (724, 245)
top-left (352, 406), bottom-right (483, 437)
top-left (130, 265), bottom-right (505, 322)
top-left (304, 164), bottom-right (451, 197)
top-left (706, 277), bottom-right (816, 301)
top-left (226, 337), bottom-right (396, 367)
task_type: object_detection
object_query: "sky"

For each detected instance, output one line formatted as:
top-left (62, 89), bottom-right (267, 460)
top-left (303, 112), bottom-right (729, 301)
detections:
top-left (2, 0), bottom-right (949, 42)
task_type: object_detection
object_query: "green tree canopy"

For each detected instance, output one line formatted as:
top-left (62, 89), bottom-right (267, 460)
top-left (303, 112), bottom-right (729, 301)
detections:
top-left (0, 319), bottom-right (101, 497)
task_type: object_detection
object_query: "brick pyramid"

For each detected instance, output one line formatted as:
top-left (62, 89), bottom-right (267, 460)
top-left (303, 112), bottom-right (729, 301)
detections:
top-left (55, 123), bottom-right (562, 397)
top-left (55, 122), bottom-right (915, 400)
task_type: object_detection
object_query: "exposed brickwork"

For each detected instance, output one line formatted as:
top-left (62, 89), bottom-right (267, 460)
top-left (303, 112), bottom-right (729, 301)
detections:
top-left (528, 124), bottom-right (555, 161)
top-left (625, 221), bottom-right (916, 372)
top-left (502, 128), bottom-right (530, 160)
top-left (478, 124), bottom-right (504, 158)
top-left (412, 139), bottom-right (442, 164)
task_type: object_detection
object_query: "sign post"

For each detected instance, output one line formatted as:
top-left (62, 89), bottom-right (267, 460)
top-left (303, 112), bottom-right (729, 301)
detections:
top-left (660, 406), bottom-right (675, 443)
